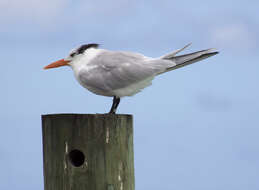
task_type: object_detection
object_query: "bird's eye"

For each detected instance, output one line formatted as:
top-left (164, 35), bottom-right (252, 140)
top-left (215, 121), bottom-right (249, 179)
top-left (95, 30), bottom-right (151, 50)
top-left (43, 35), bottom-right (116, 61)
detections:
top-left (70, 52), bottom-right (76, 57)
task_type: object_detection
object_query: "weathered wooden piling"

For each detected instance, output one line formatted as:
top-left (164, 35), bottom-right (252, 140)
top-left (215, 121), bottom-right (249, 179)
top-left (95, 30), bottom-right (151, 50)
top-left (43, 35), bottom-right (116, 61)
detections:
top-left (41, 114), bottom-right (134, 190)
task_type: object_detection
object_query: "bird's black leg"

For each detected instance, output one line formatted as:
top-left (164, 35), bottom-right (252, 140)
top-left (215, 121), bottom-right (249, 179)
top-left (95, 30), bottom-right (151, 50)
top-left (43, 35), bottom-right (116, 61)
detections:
top-left (109, 96), bottom-right (120, 114)
top-left (114, 97), bottom-right (120, 112)
top-left (109, 96), bottom-right (117, 114)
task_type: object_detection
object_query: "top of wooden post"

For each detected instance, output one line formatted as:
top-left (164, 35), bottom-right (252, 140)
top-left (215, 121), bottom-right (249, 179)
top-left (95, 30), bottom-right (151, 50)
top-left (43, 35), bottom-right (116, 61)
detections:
top-left (42, 113), bottom-right (132, 118)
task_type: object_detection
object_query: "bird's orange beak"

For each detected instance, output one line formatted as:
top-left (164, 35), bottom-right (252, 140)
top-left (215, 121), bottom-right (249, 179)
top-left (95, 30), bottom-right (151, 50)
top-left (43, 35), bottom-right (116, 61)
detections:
top-left (44, 59), bottom-right (70, 70)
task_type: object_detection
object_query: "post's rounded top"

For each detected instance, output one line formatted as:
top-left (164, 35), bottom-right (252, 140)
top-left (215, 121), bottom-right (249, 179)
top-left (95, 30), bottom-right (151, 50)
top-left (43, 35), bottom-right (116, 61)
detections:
top-left (41, 113), bottom-right (133, 119)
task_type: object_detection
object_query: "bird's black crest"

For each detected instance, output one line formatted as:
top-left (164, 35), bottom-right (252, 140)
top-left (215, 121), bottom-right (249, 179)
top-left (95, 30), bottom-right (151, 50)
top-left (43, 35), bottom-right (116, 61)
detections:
top-left (77, 43), bottom-right (99, 54)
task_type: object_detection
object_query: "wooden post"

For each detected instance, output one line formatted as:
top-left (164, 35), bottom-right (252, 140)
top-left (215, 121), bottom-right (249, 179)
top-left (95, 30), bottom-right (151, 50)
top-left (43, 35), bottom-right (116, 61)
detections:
top-left (41, 114), bottom-right (134, 190)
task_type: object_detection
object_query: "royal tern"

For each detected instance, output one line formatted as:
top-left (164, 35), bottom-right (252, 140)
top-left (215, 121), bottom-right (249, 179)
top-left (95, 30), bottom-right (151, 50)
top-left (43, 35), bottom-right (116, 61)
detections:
top-left (44, 43), bottom-right (218, 114)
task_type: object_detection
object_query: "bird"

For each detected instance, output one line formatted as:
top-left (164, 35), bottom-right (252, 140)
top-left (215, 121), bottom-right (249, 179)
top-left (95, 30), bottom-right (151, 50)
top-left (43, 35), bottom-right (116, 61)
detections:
top-left (44, 43), bottom-right (218, 114)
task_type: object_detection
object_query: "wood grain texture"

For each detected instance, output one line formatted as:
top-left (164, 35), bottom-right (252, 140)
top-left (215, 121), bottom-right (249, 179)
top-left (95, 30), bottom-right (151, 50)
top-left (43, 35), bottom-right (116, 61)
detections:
top-left (41, 114), bottom-right (134, 190)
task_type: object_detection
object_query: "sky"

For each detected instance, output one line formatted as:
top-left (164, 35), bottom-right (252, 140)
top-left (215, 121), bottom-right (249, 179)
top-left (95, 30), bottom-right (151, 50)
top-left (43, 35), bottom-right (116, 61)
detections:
top-left (1, 0), bottom-right (259, 189)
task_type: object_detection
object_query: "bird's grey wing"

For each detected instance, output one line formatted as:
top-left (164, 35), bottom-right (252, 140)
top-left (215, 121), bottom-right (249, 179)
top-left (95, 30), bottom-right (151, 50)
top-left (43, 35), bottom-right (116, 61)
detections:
top-left (78, 51), bottom-right (173, 92)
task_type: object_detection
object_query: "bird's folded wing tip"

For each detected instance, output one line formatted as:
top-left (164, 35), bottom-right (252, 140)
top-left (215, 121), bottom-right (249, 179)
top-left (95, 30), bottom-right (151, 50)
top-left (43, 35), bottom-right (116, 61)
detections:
top-left (208, 48), bottom-right (219, 53)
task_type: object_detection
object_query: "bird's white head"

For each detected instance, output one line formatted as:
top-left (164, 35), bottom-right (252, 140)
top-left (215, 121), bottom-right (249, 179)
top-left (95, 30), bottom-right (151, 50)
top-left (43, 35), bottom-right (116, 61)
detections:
top-left (44, 43), bottom-right (99, 70)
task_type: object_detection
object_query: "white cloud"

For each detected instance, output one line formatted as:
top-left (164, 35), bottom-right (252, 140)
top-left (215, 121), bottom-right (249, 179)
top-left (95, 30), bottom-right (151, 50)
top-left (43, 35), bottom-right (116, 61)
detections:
top-left (0, 0), bottom-right (67, 24)
top-left (0, 0), bottom-right (134, 24)
top-left (209, 23), bottom-right (257, 51)
top-left (77, 0), bottom-right (132, 15)
top-left (0, 0), bottom-right (137, 33)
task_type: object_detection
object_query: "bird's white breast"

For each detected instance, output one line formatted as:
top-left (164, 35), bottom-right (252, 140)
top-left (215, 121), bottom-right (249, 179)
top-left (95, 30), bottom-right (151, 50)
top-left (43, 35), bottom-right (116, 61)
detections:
top-left (70, 48), bottom-right (103, 90)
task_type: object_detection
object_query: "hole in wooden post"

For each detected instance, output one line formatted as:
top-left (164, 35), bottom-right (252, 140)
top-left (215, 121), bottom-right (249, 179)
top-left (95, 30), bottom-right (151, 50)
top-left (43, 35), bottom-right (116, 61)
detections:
top-left (68, 149), bottom-right (85, 167)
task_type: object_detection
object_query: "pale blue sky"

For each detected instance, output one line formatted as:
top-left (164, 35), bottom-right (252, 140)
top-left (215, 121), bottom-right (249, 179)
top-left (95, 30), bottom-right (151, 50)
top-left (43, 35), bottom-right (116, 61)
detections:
top-left (1, 0), bottom-right (259, 189)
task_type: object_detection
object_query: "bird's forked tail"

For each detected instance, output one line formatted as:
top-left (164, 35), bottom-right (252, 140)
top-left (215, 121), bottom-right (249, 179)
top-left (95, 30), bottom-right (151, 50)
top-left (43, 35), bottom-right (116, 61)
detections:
top-left (159, 44), bottom-right (219, 74)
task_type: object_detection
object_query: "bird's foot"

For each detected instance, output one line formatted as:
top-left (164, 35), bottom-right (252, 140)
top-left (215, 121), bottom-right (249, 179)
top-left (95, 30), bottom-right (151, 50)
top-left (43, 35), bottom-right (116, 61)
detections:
top-left (108, 108), bottom-right (116, 114)
top-left (108, 111), bottom-right (116, 114)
